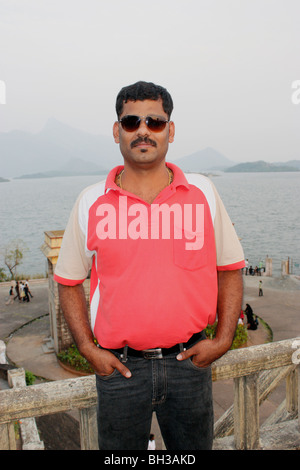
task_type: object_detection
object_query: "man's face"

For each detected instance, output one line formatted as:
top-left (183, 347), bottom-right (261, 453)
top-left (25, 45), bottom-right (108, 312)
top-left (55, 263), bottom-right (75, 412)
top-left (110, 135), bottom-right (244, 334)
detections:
top-left (113, 98), bottom-right (175, 168)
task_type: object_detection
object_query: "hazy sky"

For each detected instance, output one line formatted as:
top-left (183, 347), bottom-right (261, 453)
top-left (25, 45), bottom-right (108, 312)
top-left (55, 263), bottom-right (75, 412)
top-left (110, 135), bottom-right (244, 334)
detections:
top-left (1, 0), bottom-right (300, 163)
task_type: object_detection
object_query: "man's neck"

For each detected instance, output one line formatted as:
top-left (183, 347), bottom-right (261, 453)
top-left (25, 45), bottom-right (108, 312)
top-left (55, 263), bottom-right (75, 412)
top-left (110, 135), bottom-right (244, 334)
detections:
top-left (117, 162), bottom-right (173, 204)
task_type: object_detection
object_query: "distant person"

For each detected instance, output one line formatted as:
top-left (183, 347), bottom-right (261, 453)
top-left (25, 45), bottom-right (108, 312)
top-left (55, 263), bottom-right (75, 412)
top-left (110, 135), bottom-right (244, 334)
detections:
top-left (20, 282), bottom-right (26, 301)
top-left (14, 281), bottom-right (21, 301)
top-left (245, 259), bottom-right (249, 275)
top-left (244, 303), bottom-right (257, 330)
top-left (244, 303), bottom-right (253, 322)
top-left (5, 286), bottom-right (14, 305)
top-left (148, 434), bottom-right (156, 450)
top-left (25, 280), bottom-right (33, 299)
top-left (238, 309), bottom-right (244, 325)
top-left (24, 283), bottom-right (30, 302)
top-left (259, 280), bottom-right (263, 296)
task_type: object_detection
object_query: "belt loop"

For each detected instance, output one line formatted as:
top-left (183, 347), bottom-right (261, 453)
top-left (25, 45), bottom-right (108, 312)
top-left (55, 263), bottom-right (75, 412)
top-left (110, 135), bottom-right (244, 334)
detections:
top-left (179, 343), bottom-right (184, 352)
top-left (120, 345), bottom-right (128, 363)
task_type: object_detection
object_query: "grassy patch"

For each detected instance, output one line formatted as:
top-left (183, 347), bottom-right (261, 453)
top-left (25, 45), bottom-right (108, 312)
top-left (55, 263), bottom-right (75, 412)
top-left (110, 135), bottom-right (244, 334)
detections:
top-left (205, 322), bottom-right (248, 349)
top-left (57, 344), bottom-right (94, 373)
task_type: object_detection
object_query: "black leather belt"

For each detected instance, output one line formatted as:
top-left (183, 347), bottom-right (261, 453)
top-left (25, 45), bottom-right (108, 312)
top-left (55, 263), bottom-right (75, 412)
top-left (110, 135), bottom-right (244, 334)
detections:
top-left (107, 331), bottom-right (204, 360)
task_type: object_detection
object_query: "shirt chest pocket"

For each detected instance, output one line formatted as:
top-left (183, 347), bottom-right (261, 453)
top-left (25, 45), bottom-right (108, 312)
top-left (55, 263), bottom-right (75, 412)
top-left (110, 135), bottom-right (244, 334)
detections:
top-left (173, 226), bottom-right (207, 271)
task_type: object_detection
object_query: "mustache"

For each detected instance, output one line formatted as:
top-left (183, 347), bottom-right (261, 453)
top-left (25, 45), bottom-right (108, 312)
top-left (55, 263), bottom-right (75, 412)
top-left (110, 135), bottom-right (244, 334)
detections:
top-left (130, 137), bottom-right (157, 148)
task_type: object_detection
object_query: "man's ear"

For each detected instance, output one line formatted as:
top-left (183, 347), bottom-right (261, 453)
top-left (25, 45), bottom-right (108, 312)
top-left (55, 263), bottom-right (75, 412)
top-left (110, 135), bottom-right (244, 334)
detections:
top-left (168, 121), bottom-right (175, 143)
top-left (113, 121), bottom-right (120, 143)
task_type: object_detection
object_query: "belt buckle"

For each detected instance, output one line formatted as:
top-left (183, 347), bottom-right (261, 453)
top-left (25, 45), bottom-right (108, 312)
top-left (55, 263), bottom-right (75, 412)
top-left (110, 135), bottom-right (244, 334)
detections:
top-left (142, 348), bottom-right (163, 359)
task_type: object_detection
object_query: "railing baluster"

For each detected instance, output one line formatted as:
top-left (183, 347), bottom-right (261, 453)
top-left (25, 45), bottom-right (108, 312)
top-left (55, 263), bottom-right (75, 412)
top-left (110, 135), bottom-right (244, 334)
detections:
top-left (234, 373), bottom-right (260, 450)
top-left (79, 406), bottom-right (98, 450)
top-left (286, 367), bottom-right (298, 415)
top-left (0, 422), bottom-right (16, 450)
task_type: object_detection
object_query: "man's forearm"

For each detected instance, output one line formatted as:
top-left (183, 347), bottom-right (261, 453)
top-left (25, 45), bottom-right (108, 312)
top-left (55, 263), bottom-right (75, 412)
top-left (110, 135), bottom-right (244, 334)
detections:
top-left (215, 269), bottom-right (244, 349)
top-left (58, 283), bottom-right (132, 378)
top-left (58, 283), bottom-right (95, 356)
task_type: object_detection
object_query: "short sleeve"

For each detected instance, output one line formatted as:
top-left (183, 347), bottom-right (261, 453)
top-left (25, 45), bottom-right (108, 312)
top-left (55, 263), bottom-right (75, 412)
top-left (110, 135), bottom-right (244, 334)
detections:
top-left (211, 183), bottom-right (245, 271)
top-left (54, 195), bottom-right (93, 285)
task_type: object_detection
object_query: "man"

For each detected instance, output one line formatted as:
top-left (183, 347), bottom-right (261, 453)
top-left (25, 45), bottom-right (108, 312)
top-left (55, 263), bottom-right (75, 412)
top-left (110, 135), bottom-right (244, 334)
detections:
top-left (148, 433), bottom-right (156, 450)
top-left (54, 81), bottom-right (245, 450)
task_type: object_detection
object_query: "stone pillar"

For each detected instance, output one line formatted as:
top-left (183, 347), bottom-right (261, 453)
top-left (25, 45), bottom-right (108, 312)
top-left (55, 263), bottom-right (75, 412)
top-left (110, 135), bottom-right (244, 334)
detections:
top-left (41, 231), bottom-right (90, 354)
top-left (281, 260), bottom-right (289, 276)
top-left (265, 256), bottom-right (272, 277)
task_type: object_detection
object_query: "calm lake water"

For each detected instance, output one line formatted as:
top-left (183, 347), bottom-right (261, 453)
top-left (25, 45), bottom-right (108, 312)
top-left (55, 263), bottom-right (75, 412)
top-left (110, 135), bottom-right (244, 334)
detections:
top-left (0, 171), bottom-right (299, 278)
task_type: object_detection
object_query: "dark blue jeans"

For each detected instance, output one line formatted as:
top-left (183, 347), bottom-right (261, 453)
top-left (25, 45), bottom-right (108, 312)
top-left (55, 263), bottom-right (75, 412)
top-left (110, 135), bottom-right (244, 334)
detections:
top-left (96, 341), bottom-right (213, 450)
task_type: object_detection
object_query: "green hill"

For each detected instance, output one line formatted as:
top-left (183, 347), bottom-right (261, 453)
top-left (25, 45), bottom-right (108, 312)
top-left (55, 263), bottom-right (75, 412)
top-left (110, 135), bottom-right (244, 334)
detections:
top-left (226, 160), bottom-right (300, 172)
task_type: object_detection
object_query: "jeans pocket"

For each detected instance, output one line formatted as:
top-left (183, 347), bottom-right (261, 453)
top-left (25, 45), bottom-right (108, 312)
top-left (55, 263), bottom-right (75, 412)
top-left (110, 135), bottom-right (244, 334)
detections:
top-left (186, 357), bottom-right (212, 372)
top-left (96, 368), bottom-right (119, 381)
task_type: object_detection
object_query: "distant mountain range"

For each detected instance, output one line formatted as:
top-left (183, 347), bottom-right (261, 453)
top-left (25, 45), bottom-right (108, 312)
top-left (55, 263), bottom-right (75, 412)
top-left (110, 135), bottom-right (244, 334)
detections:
top-left (171, 147), bottom-right (235, 171)
top-left (225, 160), bottom-right (300, 173)
top-left (15, 157), bottom-right (108, 179)
top-left (1, 118), bottom-right (299, 179)
top-left (171, 149), bottom-right (300, 173)
top-left (0, 118), bottom-right (122, 178)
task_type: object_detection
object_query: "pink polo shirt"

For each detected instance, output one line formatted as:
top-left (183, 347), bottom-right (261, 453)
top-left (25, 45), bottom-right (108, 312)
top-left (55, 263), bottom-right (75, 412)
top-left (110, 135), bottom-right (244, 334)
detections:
top-left (54, 163), bottom-right (245, 350)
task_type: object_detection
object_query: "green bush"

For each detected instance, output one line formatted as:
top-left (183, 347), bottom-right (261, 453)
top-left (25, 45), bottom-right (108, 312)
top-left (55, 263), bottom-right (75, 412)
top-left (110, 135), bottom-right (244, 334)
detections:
top-left (205, 322), bottom-right (248, 349)
top-left (230, 324), bottom-right (248, 349)
top-left (58, 344), bottom-right (94, 373)
top-left (25, 370), bottom-right (36, 386)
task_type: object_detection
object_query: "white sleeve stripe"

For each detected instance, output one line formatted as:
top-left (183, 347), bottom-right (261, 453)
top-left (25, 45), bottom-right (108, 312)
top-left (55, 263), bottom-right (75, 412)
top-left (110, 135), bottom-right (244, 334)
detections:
top-left (77, 180), bottom-right (106, 254)
top-left (184, 173), bottom-right (216, 224)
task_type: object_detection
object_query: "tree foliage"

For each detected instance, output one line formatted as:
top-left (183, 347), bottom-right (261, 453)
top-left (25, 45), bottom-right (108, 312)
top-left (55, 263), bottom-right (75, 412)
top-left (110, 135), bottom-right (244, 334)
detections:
top-left (2, 239), bottom-right (28, 280)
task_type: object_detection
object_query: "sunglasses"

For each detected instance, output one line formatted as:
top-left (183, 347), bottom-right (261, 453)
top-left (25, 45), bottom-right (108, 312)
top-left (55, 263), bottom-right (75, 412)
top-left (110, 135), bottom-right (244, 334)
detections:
top-left (119, 115), bottom-right (170, 133)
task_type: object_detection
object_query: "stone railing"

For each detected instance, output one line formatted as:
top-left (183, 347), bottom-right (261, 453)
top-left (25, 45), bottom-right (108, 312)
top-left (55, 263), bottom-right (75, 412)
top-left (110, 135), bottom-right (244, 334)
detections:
top-left (212, 337), bottom-right (300, 450)
top-left (0, 338), bottom-right (299, 450)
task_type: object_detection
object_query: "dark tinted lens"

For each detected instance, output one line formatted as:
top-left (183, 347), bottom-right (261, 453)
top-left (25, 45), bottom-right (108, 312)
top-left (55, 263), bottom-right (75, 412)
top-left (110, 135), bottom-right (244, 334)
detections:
top-left (120, 115), bottom-right (140, 132)
top-left (146, 117), bottom-right (168, 132)
top-left (120, 115), bottom-right (168, 132)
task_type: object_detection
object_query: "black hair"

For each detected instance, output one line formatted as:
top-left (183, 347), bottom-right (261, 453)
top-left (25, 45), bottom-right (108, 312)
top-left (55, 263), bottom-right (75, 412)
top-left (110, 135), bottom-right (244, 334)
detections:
top-left (116, 81), bottom-right (173, 119)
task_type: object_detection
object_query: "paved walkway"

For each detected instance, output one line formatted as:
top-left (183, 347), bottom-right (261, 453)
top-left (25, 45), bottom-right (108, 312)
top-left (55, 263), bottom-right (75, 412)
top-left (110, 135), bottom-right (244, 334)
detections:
top-left (1, 274), bottom-right (300, 449)
top-left (0, 280), bottom-right (75, 381)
